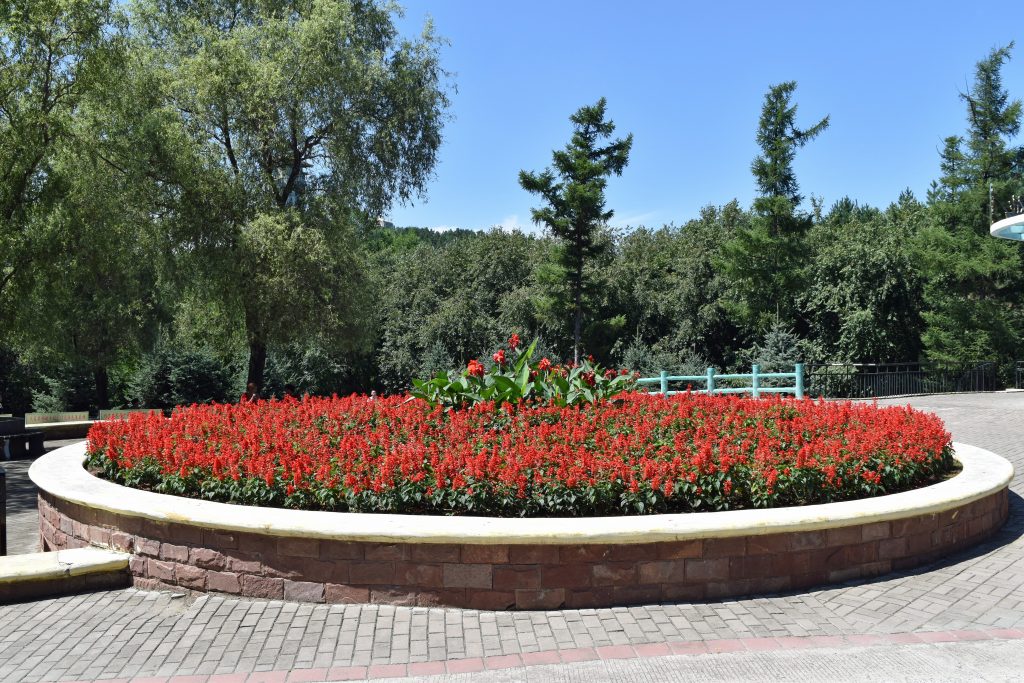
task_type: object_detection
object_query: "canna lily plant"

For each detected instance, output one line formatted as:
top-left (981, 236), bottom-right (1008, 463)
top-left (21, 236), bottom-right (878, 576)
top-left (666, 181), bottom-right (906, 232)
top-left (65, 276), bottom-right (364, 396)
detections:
top-left (409, 334), bottom-right (637, 409)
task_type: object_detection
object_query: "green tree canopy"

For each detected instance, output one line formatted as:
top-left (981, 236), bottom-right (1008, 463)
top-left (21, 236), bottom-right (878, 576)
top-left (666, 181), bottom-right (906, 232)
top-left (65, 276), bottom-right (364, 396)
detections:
top-left (0, 0), bottom-right (118, 317)
top-left (131, 0), bottom-right (451, 386)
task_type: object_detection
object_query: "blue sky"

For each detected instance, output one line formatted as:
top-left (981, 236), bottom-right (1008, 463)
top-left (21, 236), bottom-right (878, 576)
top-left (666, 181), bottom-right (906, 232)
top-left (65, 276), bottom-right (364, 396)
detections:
top-left (387, 1), bottom-right (1024, 233)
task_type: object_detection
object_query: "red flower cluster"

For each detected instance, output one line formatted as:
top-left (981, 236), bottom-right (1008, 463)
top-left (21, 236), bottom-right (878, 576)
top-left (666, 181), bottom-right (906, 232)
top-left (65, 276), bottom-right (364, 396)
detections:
top-left (86, 393), bottom-right (954, 517)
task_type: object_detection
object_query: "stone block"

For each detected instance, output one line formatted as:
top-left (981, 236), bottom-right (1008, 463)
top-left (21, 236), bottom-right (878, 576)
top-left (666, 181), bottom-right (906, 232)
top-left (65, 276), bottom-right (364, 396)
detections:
top-left (461, 544), bottom-right (509, 564)
top-left (442, 563), bottom-right (492, 589)
top-left (190, 548), bottom-right (227, 570)
top-left (508, 545), bottom-right (560, 564)
top-left (175, 563), bottom-right (207, 590)
top-left (207, 571), bottom-right (241, 594)
top-left (278, 536), bottom-right (320, 558)
top-left (240, 574), bottom-right (284, 599)
top-left (159, 543), bottom-right (189, 563)
top-left (363, 543), bottom-right (409, 561)
top-left (284, 580), bottom-right (326, 603)
top-left (349, 561), bottom-right (396, 585)
top-left (493, 566), bottom-right (541, 590)
top-left (325, 584), bottom-right (370, 604)
top-left (637, 560), bottom-right (685, 584)
top-left (540, 564), bottom-right (592, 589)
top-left (409, 544), bottom-right (460, 563)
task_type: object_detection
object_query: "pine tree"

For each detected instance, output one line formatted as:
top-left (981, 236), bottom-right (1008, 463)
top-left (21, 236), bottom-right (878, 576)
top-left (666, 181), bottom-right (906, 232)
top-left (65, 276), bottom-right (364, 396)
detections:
top-left (519, 98), bottom-right (633, 362)
top-left (721, 81), bottom-right (829, 334)
top-left (919, 44), bottom-right (1024, 376)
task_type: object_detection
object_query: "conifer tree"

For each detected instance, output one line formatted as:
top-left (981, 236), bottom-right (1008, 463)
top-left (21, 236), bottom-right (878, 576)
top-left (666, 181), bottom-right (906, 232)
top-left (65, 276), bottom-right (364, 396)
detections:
top-left (919, 44), bottom-right (1024, 373)
top-left (721, 81), bottom-right (828, 334)
top-left (519, 98), bottom-right (632, 362)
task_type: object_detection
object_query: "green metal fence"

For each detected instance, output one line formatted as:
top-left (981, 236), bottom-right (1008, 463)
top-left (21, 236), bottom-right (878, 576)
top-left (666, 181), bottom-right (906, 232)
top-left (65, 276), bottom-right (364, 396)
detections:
top-left (637, 364), bottom-right (804, 399)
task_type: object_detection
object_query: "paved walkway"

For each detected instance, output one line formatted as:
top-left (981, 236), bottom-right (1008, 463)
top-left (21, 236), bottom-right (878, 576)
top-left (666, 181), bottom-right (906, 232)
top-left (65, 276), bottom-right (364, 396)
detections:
top-left (1, 394), bottom-right (1023, 681)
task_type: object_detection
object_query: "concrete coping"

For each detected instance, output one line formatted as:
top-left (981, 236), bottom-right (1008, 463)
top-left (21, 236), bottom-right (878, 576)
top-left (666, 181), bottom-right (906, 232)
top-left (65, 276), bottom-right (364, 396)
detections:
top-left (0, 547), bottom-right (130, 584)
top-left (29, 441), bottom-right (1014, 546)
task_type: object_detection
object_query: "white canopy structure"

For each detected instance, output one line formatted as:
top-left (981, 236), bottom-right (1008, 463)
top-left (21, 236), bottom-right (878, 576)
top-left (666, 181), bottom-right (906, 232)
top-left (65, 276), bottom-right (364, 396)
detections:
top-left (990, 213), bottom-right (1024, 240)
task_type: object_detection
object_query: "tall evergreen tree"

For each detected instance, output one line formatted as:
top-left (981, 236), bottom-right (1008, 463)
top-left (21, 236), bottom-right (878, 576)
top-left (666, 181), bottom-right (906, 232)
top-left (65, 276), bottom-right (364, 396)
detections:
top-left (720, 82), bottom-right (829, 334)
top-left (519, 98), bottom-right (632, 362)
top-left (919, 44), bottom-right (1024, 374)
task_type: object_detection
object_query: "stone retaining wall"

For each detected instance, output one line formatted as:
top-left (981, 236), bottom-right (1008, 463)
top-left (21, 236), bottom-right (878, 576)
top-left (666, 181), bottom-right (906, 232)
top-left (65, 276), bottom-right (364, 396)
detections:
top-left (38, 487), bottom-right (1009, 609)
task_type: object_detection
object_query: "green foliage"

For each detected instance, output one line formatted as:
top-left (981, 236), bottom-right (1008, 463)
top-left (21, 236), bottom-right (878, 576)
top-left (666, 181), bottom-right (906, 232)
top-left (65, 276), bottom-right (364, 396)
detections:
top-left (125, 0), bottom-right (451, 386)
top-left (721, 81), bottom-right (829, 333)
top-left (123, 338), bottom-right (239, 409)
top-left (610, 203), bottom-right (744, 369)
top-left (0, 0), bottom-right (119, 312)
top-left (410, 336), bottom-right (636, 409)
top-left (802, 193), bottom-right (926, 362)
top-left (520, 98), bottom-right (633, 361)
top-left (918, 43), bottom-right (1024, 377)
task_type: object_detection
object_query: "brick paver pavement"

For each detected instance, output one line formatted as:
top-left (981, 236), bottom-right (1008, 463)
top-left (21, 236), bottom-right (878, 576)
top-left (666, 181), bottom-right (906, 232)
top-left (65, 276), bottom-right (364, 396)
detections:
top-left (0, 394), bottom-right (1022, 681)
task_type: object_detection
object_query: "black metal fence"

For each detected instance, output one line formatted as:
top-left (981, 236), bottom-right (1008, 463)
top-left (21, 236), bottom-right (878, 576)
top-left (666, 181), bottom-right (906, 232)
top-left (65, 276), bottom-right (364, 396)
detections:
top-left (804, 361), bottom-right (999, 399)
top-left (1016, 362), bottom-right (1024, 390)
top-left (1, 466), bottom-right (6, 556)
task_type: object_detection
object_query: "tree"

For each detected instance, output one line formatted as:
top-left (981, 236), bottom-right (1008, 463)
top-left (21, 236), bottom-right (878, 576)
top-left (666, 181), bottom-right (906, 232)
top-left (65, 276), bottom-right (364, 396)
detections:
top-left (919, 44), bottom-right (1024, 375)
top-left (132, 0), bottom-right (451, 387)
top-left (721, 81), bottom-right (829, 333)
top-left (0, 0), bottom-right (117, 320)
top-left (611, 202), bottom-right (745, 370)
top-left (802, 193), bottom-right (926, 362)
top-left (519, 98), bottom-right (633, 362)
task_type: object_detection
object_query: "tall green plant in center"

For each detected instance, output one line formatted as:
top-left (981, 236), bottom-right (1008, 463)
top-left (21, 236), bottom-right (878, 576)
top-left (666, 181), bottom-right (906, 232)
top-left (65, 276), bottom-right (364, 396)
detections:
top-left (519, 98), bottom-right (632, 362)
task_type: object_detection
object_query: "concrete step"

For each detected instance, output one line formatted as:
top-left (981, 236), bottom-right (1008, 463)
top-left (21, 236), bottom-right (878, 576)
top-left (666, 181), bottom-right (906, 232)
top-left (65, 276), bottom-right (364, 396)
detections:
top-left (0, 547), bottom-right (131, 603)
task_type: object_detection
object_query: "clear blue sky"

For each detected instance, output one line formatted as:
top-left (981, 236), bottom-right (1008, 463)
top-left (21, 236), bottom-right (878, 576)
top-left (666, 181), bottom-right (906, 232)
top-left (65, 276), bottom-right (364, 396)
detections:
top-left (387, 1), bottom-right (1024, 233)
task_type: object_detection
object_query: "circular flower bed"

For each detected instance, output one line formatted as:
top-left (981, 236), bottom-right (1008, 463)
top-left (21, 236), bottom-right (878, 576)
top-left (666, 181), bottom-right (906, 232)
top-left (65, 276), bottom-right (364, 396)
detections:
top-left (85, 393), bottom-right (954, 518)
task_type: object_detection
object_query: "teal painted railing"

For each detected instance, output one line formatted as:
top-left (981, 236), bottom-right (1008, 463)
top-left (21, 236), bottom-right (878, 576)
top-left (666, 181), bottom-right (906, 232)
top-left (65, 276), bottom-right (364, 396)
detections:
top-left (637, 364), bottom-right (804, 399)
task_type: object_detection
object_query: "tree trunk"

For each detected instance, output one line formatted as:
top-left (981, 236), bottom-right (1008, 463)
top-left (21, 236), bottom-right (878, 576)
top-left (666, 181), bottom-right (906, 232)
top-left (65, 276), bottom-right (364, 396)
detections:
top-left (573, 256), bottom-right (583, 364)
top-left (247, 338), bottom-right (267, 390)
top-left (94, 366), bottom-right (109, 410)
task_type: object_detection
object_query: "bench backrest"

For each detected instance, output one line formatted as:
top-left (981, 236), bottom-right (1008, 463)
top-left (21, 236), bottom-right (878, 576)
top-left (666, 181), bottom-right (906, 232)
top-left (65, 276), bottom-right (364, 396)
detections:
top-left (0, 417), bottom-right (26, 436)
top-left (98, 409), bottom-right (161, 420)
top-left (24, 411), bottom-right (90, 425)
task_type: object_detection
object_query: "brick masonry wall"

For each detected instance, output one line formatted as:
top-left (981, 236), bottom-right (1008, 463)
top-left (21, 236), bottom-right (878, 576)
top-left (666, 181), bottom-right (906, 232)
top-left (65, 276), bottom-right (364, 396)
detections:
top-left (37, 488), bottom-right (1009, 610)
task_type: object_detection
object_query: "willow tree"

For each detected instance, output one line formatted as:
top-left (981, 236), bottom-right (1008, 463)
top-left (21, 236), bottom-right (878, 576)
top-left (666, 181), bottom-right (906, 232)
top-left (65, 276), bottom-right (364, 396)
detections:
top-left (0, 0), bottom-right (117, 323)
top-left (133, 0), bottom-right (451, 387)
top-left (519, 98), bottom-right (632, 362)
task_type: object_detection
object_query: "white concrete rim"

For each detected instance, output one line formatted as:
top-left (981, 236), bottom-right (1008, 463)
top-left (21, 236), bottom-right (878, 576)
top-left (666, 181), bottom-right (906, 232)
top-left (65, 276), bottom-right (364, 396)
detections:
top-left (29, 441), bottom-right (1014, 546)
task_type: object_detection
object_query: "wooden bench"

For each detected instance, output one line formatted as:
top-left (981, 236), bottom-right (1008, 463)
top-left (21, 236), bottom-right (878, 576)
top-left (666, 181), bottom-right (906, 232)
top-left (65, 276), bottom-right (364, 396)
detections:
top-left (0, 418), bottom-right (44, 461)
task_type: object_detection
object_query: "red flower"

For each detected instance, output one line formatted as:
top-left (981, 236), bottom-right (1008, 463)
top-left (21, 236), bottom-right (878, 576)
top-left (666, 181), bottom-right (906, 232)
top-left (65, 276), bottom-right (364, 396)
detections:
top-left (493, 349), bottom-right (506, 365)
top-left (604, 369), bottom-right (617, 380)
top-left (538, 358), bottom-right (552, 371)
top-left (508, 334), bottom-right (521, 350)
top-left (467, 360), bottom-right (485, 377)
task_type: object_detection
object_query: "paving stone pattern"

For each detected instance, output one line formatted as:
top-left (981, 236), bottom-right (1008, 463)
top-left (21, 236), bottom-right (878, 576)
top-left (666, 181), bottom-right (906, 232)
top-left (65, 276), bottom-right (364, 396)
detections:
top-left (0, 394), bottom-right (1023, 681)
top-left (3, 439), bottom-right (78, 556)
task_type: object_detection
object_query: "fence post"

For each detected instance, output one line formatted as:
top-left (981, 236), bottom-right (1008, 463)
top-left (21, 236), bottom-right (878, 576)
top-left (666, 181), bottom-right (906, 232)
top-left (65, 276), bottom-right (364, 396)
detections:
top-left (706, 367), bottom-right (716, 395)
top-left (751, 364), bottom-right (760, 398)
top-left (1, 466), bottom-right (6, 556)
top-left (795, 363), bottom-right (804, 399)
top-left (659, 370), bottom-right (668, 396)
